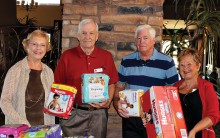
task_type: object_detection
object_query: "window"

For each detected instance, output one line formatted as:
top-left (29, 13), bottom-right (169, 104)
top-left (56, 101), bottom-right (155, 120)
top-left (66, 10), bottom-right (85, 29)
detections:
top-left (162, 39), bottom-right (189, 67)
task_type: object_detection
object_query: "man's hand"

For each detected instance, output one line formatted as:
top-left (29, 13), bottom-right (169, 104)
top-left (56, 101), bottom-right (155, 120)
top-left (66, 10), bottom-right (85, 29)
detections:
top-left (117, 100), bottom-right (129, 118)
top-left (89, 99), bottom-right (110, 109)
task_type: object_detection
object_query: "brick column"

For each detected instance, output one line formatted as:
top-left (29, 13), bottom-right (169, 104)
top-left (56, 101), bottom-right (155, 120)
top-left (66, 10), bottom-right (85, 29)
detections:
top-left (61, 0), bottom-right (164, 137)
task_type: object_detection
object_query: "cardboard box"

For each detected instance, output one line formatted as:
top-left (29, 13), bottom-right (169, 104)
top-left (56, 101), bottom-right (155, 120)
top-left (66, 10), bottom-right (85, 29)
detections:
top-left (44, 83), bottom-right (77, 119)
top-left (141, 86), bottom-right (176, 138)
top-left (119, 89), bottom-right (144, 117)
top-left (82, 74), bottom-right (109, 103)
top-left (141, 86), bottom-right (187, 138)
top-left (0, 124), bottom-right (28, 138)
top-left (166, 87), bottom-right (188, 138)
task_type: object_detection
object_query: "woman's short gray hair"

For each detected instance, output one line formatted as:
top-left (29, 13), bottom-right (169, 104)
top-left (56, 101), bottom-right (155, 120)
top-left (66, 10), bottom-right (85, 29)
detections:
top-left (22, 30), bottom-right (51, 52)
top-left (78, 19), bottom-right (98, 33)
top-left (134, 24), bottom-right (156, 39)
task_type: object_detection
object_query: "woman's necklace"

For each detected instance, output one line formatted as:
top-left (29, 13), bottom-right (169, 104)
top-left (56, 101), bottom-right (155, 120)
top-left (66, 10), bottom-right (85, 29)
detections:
top-left (182, 88), bottom-right (197, 107)
top-left (25, 88), bottom-right (44, 109)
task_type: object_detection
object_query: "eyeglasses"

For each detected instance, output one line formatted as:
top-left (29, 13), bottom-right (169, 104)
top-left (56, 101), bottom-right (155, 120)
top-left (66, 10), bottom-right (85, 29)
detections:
top-left (29, 42), bottom-right (47, 48)
top-left (179, 63), bottom-right (194, 68)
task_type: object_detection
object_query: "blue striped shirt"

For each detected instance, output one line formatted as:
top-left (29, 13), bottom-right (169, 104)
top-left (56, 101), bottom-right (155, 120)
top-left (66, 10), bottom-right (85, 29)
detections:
top-left (118, 48), bottom-right (179, 92)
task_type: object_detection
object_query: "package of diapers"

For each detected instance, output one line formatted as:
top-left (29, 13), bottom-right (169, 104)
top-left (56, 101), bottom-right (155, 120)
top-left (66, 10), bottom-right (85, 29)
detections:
top-left (82, 73), bottom-right (109, 103)
top-left (19, 124), bottom-right (62, 138)
top-left (119, 89), bottom-right (144, 117)
top-left (0, 124), bottom-right (28, 138)
top-left (44, 83), bottom-right (77, 119)
top-left (141, 86), bottom-right (187, 138)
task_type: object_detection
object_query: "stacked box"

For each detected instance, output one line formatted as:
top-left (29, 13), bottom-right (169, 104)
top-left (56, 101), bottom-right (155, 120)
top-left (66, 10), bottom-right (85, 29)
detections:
top-left (82, 74), bottom-right (109, 103)
top-left (0, 124), bottom-right (28, 138)
top-left (44, 83), bottom-right (77, 119)
top-left (19, 124), bottom-right (62, 138)
top-left (119, 89), bottom-right (144, 117)
top-left (141, 86), bottom-right (187, 138)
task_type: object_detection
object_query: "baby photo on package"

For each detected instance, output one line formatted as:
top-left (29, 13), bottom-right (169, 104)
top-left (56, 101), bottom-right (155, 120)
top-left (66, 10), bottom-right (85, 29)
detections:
top-left (47, 93), bottom-right (66, 112)
top-left (119, 89), bottom-right (144, 117)
top-left (44, 83), bottom-right (77, 119)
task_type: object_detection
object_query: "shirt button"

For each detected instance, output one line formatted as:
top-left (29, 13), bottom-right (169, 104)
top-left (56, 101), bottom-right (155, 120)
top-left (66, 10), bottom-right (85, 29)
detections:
top-left (88, 63), bottom-right (90, 65)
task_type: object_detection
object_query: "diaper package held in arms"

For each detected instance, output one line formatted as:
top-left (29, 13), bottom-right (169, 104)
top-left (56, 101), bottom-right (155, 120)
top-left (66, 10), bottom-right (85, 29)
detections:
top-left (19, 124), bottom-right (62, 138)
top-left (141, 86), bottom-right (176, 138)
top-left (44, 83), bottom-right (77, 119)
top-left (119, 89), bottom-right (144, 117)
top-left (0, 124), bottom-right (28, 138)
top-left (141, 86), bottom-right (187, 138)
top-left (82, 73), bottom-right (109, 103)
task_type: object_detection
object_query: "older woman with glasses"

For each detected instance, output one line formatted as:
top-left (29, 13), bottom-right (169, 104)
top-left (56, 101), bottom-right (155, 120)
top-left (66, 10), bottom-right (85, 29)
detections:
top-left (0, 30), bottom-right (55, 126)
top-left (174, 48), bottom-right (219, 138)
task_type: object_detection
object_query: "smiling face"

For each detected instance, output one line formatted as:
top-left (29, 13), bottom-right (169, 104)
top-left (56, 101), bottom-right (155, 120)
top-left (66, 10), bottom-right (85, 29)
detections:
top-left (26, 36), bottom-right (48, 62)
top-left (77, 21), bottom-right (98, 50)
top-left (179, 55), bottom-right (201, 80)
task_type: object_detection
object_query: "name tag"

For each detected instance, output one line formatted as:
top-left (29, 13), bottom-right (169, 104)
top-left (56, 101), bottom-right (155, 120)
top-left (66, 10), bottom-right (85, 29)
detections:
top-left (94, 68), bottom-right (103, 73)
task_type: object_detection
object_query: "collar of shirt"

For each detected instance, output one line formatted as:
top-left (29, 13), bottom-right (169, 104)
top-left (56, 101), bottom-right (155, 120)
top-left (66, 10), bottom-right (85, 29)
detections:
top-left (136, 48), bottom-right (159, 61)
top-left (76, 45), bottom-right (98, 58)
top-left (23, 56), bottom-right (46, 71)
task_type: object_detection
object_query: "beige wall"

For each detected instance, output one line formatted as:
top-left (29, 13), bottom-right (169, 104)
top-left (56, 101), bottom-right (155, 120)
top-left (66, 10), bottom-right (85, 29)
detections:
top-left (17, 5), bottom-right (62, 27)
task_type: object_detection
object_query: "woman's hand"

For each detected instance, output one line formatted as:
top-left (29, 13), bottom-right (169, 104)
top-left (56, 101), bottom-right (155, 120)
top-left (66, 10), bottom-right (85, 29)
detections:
top-left (188, 130), bottom-right (196, 138)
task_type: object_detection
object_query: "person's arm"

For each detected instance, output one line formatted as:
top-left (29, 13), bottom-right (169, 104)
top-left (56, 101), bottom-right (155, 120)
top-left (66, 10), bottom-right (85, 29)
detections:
top-left (203, 81), bottom-right (219, 125)
top-left (0, 68), bottom-right (30, 126)
top-left (188, 117), bottom-right (213, 138)
top-left (113, 83), bottom-right (129, 118)
top-left (188, 79), bottom-right (219, 138)
top-left (113, 83), bottom-right (124, 110)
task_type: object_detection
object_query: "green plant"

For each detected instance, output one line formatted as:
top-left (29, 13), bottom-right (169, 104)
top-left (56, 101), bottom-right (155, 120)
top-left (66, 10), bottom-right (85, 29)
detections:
top-left (163, 0), bottom-right (220, 99)
top-left (163, 3), bottom-right (220, 136)
top-left (164, 0), bottom-right (220, 53)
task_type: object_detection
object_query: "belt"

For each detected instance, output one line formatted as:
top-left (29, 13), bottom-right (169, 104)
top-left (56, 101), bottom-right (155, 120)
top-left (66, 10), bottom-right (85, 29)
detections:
top-left (74, 104), bottom-right (97, 111)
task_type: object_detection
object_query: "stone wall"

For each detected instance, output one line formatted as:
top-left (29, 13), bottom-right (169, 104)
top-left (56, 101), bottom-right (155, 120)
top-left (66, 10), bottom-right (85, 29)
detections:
top-left (61, 0), bottom-right (164, 137)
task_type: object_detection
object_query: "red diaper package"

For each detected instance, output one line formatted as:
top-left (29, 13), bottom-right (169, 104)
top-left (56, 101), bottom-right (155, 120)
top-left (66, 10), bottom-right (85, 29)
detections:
top-left (44, 83), bottom-right (77, 119)
top-left (166, 86), bottom-right (188, 138)
top-left (141, 86), bottom-right (187, 138)
top-left (0, 124), bottom-right (28, 138)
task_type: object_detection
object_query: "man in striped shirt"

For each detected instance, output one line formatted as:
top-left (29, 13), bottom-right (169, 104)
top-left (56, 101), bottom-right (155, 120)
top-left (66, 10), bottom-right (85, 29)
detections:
top-left (113, 24), bottom-right (179, 138)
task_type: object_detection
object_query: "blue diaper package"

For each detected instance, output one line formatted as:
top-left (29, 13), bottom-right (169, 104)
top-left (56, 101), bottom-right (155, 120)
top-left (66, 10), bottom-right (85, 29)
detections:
top-left (82, 73), bottom-right (109, 103)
